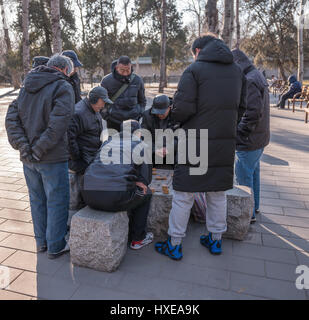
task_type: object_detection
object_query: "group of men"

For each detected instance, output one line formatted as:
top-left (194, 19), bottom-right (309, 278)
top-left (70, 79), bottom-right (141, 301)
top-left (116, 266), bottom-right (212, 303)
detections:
top-left (5, 33), bottom-right (270, 262)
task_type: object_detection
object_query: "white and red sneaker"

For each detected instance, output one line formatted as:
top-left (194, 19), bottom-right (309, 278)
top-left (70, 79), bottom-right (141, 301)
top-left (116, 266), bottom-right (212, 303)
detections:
top-left (130, 232), bottom-right (154, 250)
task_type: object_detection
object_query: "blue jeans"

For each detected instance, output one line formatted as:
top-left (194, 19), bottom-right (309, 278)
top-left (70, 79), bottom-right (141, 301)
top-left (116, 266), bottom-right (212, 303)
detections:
top-left (23, 162), bottom-right (69, 254)
top-left (235, 148), bottom-right (264, 218)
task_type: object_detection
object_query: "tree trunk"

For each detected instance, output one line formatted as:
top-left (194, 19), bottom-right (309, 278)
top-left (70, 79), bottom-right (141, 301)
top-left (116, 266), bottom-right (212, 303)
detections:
top-left (205, 0), bottom-right (219, 34)
top-left (235, 0), bottom-right (240, 49)
top-left (221, 0), bottom-right (234, 48)
top-left (298, 0), bottom-right (306, 83)
top-left (123, 0), bottom-right (130, 33)
top-left (0, 0), bottom-right (11, 51)
top-left (22, 0), bottom-right (30, 76)
top-left (76, 0), bottom-right (86, 45)
top-left (0, 0), bottom-right (21, 88)
top-left (159, 0), bottom-right (167, 93)
top-left (50, 0), bottom-right (62, 53)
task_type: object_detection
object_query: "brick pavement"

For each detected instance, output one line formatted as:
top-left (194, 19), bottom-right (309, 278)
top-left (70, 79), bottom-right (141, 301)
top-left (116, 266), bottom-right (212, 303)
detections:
top-left (0, 91), bottom-right (308, 300)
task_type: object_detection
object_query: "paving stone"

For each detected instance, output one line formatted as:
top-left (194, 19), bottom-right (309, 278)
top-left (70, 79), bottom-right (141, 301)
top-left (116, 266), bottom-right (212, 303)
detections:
top-left (190, 284), bottom-right (265, 300)
top-left (0, 247), bottom-right (15, 263)
top-left (0, 183), bottom-right (24, 192)
top-left (261, 198), bottom-right (306, 209)
top-left (0, 220), bottom-right (34, 236)
top-left (2, 250), bottom-right (69, 275)
top-left (279, 193), bottom-right (309, 202)
top-left (230, 272), bottom-right (306, 300)
top-left (0, 234), bottom-right (36, 252)
top-left (9, 271), bottom-right (80, 300)
top-left (283, 208), bottom-right (309, 218)
top-left (0, 177), bottom-right (20, 184)
top-left (262, 233), bottom-right (309, 252)
top-left (118, 272), bottom-right (194, 300)
top-left (259, 205), bottom-right (283, 215)
top-left (0, 289), bottom-right (32, 300)
top-left (0, 231), bottom-right (10, 242)
top-left (295, 251), bottom-right (309, 265)
top-left (0, 198), bottom-right (29, 210)
top-left (70, 284), bottom-right (149, 300)
top-left (288, 226), bottom-right (309, 240)
top-left (265, 261), bottom-right (299, 282)
top-left (0, 191), bottom-right (27, 201)
top-left (0, 208), bottom-right (32, 222)
top-left (262, 213), bottom-right (309, 228)
top-left (231, 242), bottom-right (298, 264)
top-left (260, 191), bottom-right (280, 199)
top-left (251, 222), bottom-right (292, 238)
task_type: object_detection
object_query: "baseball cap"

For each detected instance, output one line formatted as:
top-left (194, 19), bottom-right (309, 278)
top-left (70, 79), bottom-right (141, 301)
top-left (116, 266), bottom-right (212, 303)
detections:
top-left (151, 95), bottom-right (172, 115)
top-left (32, 56), bottom-right (49, 68)
top-left (89, 86), bottom-right (113, 104)
top-left (62, 50), bottom-right (83, 67)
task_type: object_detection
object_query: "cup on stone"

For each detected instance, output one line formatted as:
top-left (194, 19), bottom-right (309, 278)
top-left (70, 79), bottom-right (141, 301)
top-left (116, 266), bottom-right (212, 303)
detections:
top-left (162, 185), bottom-right (169, 194)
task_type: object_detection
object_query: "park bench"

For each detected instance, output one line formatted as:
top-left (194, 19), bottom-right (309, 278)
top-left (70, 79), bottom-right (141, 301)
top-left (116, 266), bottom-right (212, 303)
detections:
top-left (288, 86), bottom-right (308, 112)
top-left (69, 169), bottom-right (254, 272)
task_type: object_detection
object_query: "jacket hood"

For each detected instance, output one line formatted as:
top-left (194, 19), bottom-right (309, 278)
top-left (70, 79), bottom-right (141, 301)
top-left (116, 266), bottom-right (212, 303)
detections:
top-left (197, 38), bottom-right (234, 64)
top-left (24, 66), bottom-right (68, 94)
top-left (232, 49), bottom-right (253, 73)
top-left (288, 75), bottom-right (297, 84)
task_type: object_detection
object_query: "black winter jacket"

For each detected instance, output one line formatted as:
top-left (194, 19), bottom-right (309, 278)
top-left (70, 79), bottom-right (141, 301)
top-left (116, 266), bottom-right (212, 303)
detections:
top-left (83, 135), bottom-right (151, 192)
top-left (68, 98), bottom-right (103, 167)
top-left (171, 38), bottom-right (246, 192)
top-left (232, 50), bottom-right (270, 151)
top-left (100, 61), bottom-right (147, 124)
top-left (70, 72), bottom-right (82, 103)
top-left (5, 66), bottom-right (75, 163)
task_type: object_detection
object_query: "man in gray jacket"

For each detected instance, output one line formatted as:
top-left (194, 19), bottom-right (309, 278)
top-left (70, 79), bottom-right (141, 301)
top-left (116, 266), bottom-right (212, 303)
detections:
top-left (232, 49), bottom-right (270, 223)
top-left (5, 54), bottom-right (75, 259)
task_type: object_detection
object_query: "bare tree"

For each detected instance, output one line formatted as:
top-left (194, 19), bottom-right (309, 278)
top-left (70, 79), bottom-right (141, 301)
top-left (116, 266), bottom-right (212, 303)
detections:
top-left (50, 0), bottom-right (62, 53)
top-left (221, 0), bottom-right (234, 48)
top-left (76, 0), bottom-right (86, 45)
top-left (0, 0), bottom-right (21, 88)
top-left (123, 0), bottom-right (131, 33)
top-left (298, 0), bottom-right (307, 83)
top-left (22, 0), bottom-right (30, 75)
top-left (205, 0), bottom-right (219, 34)
top-left (159, 0), bottom-right (167, 93)
top-left (186, 0), bottom-right (205, 37)
top-left (235, 0), bottom-right (240, 48)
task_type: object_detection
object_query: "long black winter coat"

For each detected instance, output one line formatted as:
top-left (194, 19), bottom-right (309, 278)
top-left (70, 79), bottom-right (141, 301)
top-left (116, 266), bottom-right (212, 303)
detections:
top-left (232, 50), bottom-right (270, 151)
top-left (5, 66), bottom-right (75, 163)
top-left (67, 98), bottom-right (103, 166)
top-left (100, 61), bottom-right (147, 124)
top-left (172, 38), bottom-right (246, 192)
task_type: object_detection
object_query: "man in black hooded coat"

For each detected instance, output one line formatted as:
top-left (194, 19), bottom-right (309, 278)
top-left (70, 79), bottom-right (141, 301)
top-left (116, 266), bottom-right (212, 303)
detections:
top-left (155, 35), bottom-right (246, 259)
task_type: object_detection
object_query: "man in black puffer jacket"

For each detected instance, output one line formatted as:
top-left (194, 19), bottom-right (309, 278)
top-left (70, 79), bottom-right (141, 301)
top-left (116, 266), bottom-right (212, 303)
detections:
top-left (155, 34), bottom-right (246, 259)
top-left (232, 49), bottom-right (270, 223)
top-left (5, 54), bottom-right (75, 259)
top-left (82, 120), bottom-right (153, 250)
top-left (100, 56), bottom-right (147, 131)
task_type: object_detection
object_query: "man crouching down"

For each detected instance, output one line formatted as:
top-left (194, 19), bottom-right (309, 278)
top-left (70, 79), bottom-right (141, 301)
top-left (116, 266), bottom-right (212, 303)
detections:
top-left (82, 120), bottom-right (153, 250)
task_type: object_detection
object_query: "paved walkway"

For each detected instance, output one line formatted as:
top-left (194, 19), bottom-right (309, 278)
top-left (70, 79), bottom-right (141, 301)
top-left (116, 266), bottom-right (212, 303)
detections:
top-left (0, 91), bottom-right (308, 300)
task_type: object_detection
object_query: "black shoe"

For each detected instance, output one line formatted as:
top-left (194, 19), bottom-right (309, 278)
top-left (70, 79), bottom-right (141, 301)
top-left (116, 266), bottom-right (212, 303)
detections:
top-left (251, 216), bottom-right (257, 224)
top-left (255, 209), bottom-right (260, 215)
top-left (47, 243), bottom-right (70, 259)
top-left (37, 245), bottom-right (47, 253)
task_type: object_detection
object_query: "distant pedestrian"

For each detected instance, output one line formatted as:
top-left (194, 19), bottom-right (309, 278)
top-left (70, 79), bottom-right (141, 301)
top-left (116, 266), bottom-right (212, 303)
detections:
top-left (276, 75), bottom-right (302, 109)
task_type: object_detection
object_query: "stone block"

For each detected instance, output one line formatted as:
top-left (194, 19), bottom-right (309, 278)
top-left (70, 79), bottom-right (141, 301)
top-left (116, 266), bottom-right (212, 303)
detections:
top-left (69, 206), bottom-right (128, 272)
top-left (223, 185), bottom-right (254, 241)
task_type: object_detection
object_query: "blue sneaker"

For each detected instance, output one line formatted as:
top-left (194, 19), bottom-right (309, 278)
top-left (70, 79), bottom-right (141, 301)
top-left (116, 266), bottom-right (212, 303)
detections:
top-left (155, 237), bottom-right (183, 260)
top-left (200, 233), bottom-right (222, 255)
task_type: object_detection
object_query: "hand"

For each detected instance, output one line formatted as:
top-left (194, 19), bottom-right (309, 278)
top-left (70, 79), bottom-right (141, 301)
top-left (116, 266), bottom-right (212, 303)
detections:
top-left (136, 182), bottom-right (147, 195)
top-left (155, 147), bottom-right (168, 158)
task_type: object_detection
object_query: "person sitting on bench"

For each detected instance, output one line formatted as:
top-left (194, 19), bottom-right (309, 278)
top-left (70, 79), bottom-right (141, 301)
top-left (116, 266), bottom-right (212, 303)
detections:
top-left (82, 119), bottom-right (154, 250)
top-left (276, 75), bottom-right (302, 109)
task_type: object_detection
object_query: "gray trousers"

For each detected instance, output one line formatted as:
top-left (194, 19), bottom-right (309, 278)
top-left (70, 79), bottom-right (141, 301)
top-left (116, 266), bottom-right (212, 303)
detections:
top-left (168, 190), bottom-right (227, 240)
